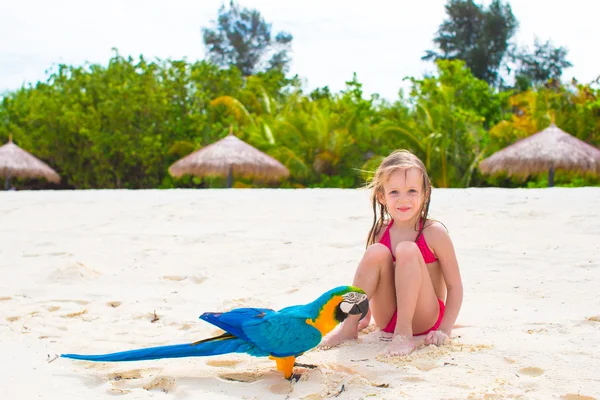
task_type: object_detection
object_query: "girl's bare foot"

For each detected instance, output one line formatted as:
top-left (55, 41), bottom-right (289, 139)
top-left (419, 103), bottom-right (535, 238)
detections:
top-left (382, 335), bottom-right (415, 357)
top-left (357, 318), bottom-right (370, 331)
top-left (357, 310), bottom-right (372, 332)
top-left (318, 324), bottom-right (358, 350)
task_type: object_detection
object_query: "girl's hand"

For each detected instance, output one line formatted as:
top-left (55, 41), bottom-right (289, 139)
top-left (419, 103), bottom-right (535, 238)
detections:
top-left (424, 330), bottom-right (448, 346)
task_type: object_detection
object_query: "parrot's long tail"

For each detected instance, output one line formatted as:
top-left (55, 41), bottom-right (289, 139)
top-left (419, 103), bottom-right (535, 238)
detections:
top-left (61, 333), bottom-right (252, 362)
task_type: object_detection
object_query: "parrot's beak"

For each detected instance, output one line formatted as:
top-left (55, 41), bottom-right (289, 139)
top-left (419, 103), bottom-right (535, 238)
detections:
top-left (348, 296), bottom-right (369, 320)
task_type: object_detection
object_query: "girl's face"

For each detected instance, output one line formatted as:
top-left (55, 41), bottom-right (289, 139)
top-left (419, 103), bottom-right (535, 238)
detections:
top-left (379, 168), bottom-right (425, 223)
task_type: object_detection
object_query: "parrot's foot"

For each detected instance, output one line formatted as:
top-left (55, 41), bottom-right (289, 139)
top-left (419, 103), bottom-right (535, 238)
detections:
top-left (287, 373), bottom-right (302, 382)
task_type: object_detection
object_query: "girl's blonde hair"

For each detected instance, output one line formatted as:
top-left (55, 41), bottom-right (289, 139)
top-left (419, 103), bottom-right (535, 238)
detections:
top-left (366, 150), bottom-right (432, 247)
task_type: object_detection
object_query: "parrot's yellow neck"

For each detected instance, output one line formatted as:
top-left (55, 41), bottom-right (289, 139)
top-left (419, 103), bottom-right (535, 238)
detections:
top-left (305, 296), bottom-right (343, 336)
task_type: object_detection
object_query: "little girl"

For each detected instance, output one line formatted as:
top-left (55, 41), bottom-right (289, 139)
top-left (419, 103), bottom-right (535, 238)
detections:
top-left (322, 150), bottom-right (463, 356)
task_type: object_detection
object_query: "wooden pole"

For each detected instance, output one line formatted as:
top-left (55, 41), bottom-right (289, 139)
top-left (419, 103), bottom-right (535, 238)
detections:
top-left (227, 165), bottom-right (233, 188)
top-left (548, 166), bottom-right (555, 187)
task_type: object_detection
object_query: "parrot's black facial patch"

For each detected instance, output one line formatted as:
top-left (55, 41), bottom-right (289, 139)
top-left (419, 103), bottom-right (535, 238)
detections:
top-left (335, 306), bottom-right (348, 323)
top-left (351, 298), bottom-right (369, 320)
top-left (335, 293), bottom-right (369, 322)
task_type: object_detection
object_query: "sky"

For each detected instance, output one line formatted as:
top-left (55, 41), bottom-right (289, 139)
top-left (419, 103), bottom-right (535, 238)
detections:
top-left (1, 0), bottom-right (599, 100)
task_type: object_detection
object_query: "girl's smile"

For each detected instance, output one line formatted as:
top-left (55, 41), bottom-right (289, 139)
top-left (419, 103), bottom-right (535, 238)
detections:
top-left (379, 168), bottom-right (425, 223)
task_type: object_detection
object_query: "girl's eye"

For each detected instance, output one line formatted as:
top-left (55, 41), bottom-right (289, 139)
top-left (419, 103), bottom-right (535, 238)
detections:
top-left (389, 190), bottom-right (398, 195)
top-left (409, 189), bottom-right (417, 193)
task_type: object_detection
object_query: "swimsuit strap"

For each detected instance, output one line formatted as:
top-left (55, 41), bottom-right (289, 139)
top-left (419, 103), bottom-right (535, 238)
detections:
top-left (379, 220), bottom-right (395, 261)
top-left (415, 219), bottom-right (438, 263)
top-left (379, 219), bottom-right (393, 248)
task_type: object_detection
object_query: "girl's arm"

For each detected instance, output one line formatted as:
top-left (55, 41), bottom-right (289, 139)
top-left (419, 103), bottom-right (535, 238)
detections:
top-left (428, 223), bottom-right (463, 336)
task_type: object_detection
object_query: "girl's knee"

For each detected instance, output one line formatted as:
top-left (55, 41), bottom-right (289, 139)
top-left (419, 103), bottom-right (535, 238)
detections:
top-left (364, 243), bottom-right (393, 265)
top-left (394, 241), bottom-right (420, 265)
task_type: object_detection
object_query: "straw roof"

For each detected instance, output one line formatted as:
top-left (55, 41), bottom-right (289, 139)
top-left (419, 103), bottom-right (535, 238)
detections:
top-left (0, 136), bottom-right (60, 183)
top-left (479, 123), bottom-right (600, 176)
top-left (168, 135), bottom-right (289, 181)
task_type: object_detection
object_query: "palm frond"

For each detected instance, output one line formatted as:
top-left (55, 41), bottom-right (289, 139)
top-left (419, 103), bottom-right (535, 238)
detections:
top-left (211, 96), bottom-right (252, 124)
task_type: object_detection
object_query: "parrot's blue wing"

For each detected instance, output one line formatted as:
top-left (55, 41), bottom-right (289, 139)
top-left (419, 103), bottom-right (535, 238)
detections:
top-left (242, 312), bottom-right (322, 357)
top-left (202, 307), bottom-right (322, 356)
top-left (200, 308), bottom-right (275, 342)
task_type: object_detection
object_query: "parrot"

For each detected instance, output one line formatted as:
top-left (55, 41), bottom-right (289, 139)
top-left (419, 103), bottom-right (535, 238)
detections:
top-left (61, 285), bottom-right (369, 379)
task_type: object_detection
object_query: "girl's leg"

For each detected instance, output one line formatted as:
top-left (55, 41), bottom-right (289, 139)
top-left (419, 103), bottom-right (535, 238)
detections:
top-left (357, 309), bottom-right (372, 331)
top-left (320, 244), bottom-right (395, 348)
top-left (384, 241), bottom-right (440, 356)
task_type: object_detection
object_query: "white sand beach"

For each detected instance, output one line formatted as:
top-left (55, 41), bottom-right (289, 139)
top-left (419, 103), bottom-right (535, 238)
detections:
top-left (1, 188), bottom-right (599, 400)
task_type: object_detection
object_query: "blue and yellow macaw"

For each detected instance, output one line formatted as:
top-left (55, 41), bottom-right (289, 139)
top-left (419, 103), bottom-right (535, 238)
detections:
top-left (62, 286), bottom-right (368, 379)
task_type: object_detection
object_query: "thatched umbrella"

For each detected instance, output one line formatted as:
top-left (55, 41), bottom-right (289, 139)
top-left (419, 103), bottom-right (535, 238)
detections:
top-left (0, 135), bottom-right (60, 190)
top-left (168, 134), bottom-right (289, 188)
top-left (479, 123), bottom-right (600, 186)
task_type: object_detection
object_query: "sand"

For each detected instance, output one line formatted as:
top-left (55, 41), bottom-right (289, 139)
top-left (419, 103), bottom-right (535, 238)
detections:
top-left (1, 188), bottom-right (599, 399)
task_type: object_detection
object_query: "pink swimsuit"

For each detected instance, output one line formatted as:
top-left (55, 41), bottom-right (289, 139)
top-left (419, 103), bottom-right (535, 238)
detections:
top-left (379, 219), bottom-right (445, 336)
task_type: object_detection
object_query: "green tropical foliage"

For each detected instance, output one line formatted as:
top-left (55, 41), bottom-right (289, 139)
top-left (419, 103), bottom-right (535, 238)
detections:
top-left (1, 1), bottom-right (599, 189)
